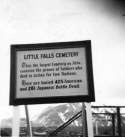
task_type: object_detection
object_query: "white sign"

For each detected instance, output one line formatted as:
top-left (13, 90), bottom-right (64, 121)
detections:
top-left (16, 47), bottom-right (88, 98)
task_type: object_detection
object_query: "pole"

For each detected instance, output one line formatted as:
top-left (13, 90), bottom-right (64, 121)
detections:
top-left (82, 103), bottom-right (86, 137)
top-left (95, 121), bottom-right (98, 135)
top-left (25, 105), bottom-right (32, 137)
top-left (112, 114), bottom-right (115, 135)
top-left (117, 107), bottom-right (121, 137)
top-left (12, 106), bottom-right (20, 137)
top-left (86, 103), bottom-right (94, 137)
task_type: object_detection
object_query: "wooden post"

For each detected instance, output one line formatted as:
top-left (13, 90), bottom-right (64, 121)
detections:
top-left (25, 105), bottom-right (32, 137)
top-left (86, 103), bottom-right (94, 137)
top-left (82, 103), bottom-right (86, 137)
top-left (12, 106), bottom-right (20, 137)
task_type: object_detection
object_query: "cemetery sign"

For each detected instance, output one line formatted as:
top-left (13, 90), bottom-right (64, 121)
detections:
top-left (9, 40), bottom-right (95, 105)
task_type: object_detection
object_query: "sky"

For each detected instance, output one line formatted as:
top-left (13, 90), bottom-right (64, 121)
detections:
top-left (0, 0), bottom-right (125, 119)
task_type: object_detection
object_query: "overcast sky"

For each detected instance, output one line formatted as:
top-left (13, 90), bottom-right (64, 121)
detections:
top-left (0, 0), bottom-right (125, 119)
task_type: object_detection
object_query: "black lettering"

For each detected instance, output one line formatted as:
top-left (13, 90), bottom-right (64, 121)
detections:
top-left (24, 54), bottom-right (39, 59)
top-left (56, 85), bottom-right (68, 89)
top-left (69, 84), bottom-right (80, 88)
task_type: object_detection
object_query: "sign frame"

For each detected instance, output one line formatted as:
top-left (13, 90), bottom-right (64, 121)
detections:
top-left (10, 40), bottom-right (95, 105)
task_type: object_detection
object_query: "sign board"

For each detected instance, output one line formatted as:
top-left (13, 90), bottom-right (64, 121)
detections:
top-left (10, 40), bottom-right (95, 105)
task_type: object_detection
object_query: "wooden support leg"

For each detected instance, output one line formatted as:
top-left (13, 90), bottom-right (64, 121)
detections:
top-left (86, 103), bottom-right (94, 137)
top-left (12, 106), bottom-right (20, 137)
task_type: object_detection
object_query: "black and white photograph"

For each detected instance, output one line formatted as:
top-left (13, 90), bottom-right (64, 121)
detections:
top-left (0, 0), bottom-right (125, 136)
